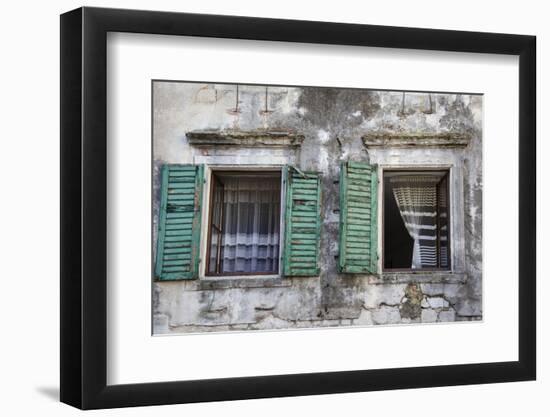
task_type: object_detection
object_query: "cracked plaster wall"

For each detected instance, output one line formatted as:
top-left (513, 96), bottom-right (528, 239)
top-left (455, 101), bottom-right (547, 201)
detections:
top-left (152, 82), bottom-right (483, 334)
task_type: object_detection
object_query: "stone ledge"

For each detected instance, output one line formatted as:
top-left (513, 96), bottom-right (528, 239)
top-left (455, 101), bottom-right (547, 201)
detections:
top-left (369, 272), bottom-right (467, 285)
top-left (362, 132), bottom-right (471, 148)
top-left (187, 130), bottom-right (305, 148)
top-left (198, 276), bottom-right (293, 290)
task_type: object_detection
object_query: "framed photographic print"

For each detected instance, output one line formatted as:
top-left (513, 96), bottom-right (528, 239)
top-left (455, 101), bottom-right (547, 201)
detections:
top-left (60, 6), bottom-right (536, 409)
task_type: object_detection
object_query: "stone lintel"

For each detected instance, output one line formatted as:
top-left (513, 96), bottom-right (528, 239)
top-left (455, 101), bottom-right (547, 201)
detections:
top-left (362, 132), bottom-right (471, 148)
top-left (187, 130), bottom-right (305, 148)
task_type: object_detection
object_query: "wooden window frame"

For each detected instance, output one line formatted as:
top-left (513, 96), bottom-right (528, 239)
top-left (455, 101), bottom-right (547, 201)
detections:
top-left (382, 168), bottom-right (451, 273)
top-left (204, 169), bottom-right (283, 277)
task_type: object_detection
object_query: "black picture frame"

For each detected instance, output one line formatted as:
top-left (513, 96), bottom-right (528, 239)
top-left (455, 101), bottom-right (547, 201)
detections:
top-left (60, 6), bottom-right (536, 410)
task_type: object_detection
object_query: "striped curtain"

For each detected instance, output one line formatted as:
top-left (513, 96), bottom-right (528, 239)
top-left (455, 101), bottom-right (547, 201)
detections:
top-left (438, 177), bottom-right (449, 268)
top-left (390, 176), bottom-right (440, 269)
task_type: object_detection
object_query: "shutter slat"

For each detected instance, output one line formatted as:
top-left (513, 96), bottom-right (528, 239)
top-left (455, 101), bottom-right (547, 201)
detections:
top-left (163, 265), bottom-right (191, 272)
top-left (164, 235), bottom-right (192, 242)
top-left (164, 247), bottom-right (192, 255)
top-left (155, 164), bottom-right (203, 280)
top-left (292, 194), bottom-right (318, 201)
top-left (166, 212), bottom-right (195, 219)
top-left (164, 252), bottom-right (192, 260)
top-left (283, 167), bottom-right (321, 277)
top-left (164, 228), bottom-right (192, 234)
top-left (339, 161), bottom-right (378, 274)
top-left (163, 259), bottom-right (191, 266)
top-left (165, 224), bottom-right (193, 230)
top-left (291, 238), bottom-right (317, 245)
top-left (293, 183), bottom-right (317, 190)
top-left (165, 218), bottom-right (193, 225)
top-left (291, 244), bottom-right (317, 252)
top-left (347, 201), bottom-right (371, 209)
top-left (348, 185), bottom-right (371, 192)
top-left (290, 210), bottom-right (317, 217)
top-left (345, 241), bottom-right (370, 248)
top-left (291, 250), bottom-right (316, 257)
top-left (291, 188), bottom-right (317, 195)
top-left (346, 246), bottom-right (370, 254)
top-left (292, 216), bottom-right (317, 222)
top-left (169, 182), bottom-right (197, 188)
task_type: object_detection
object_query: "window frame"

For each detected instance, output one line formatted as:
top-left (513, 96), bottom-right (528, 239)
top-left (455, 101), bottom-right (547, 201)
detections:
top-left (381, 167), bottom-right (452, 273)
top-left (204, 173), bottom-right (225, 276)
top-left (201, 165), bottom-right (286, 279)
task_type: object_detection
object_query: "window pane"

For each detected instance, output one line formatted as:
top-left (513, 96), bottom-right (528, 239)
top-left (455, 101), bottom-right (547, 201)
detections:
top-left (208, 227), bottom-right (220, 274)
top-left (384, 176), bottom-right (414, 268)
top-left (207, 177), bottom-right (224, 274)
top-left (207, 172), bottom-right (281, 275)
top-left (384, 171), bottom-right (450, 270)
top-left (437, 174), bottom-right (450, 268)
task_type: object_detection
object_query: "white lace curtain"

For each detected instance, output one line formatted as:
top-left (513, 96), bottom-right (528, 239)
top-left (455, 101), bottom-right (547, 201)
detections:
top-left (391, 176), bottom-right (440, 269)
top-left (211, 176), bottom-right (280, 274)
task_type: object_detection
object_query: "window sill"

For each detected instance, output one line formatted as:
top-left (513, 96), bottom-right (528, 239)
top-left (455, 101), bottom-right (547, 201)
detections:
top-left (199, 275), bottom-right (293, 290)
top-left (369, 271), bottom-right (467, 285)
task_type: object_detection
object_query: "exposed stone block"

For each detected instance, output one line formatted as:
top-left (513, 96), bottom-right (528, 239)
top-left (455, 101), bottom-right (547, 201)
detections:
top-left (354, 309), bottom-right (374, 326)
top-left (455, 299), bottom-right (482, 317)
top-left (153, 314), bottom-right (169, 334)
top-left (249, 316), bottom-right (290, 330)
top-left (426, 296), bottom-right (450, 309)
top-left (438, 309), bottom-right (456, 322)
top-left (372, 305), bottom-right (401, 325)
top-left (421, 309), bottom-right (438, 323)
top-left (363, 284), bottom-right (406, 309)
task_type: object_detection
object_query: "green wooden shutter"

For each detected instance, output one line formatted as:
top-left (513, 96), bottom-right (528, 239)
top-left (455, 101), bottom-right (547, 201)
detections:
top-left (155, 164), bottom-right (204, 280)
top-left (282, 166), bottom-right (321, 277)
top-left (339, 161), bottom-right (378, 274)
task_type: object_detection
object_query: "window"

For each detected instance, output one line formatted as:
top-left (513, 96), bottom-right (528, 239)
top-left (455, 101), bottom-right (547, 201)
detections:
top-left (154, 164), bottom-right (322, 280)
top-left (206, 171), bottom-right (282, 276)
top-left (383, 170), bottom-right (450, 271)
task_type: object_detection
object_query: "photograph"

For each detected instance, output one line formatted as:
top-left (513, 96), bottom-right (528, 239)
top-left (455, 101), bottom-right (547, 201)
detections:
top-left (0, 0), bottom-right (542, 412)
top-left (152, 81), bottom-right (483, 334)
top-left (0, 0), bottom-right (532, 412)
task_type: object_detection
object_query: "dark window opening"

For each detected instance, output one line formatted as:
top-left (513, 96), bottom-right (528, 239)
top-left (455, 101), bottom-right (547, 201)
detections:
top-left (383, 170), bottom-right (450, 271)
top-left (206, 171), bottom-right (281, 276)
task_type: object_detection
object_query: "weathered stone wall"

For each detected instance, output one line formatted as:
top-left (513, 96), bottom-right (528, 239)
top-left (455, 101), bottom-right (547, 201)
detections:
top-left (152, 82), bottom-right (483, 334)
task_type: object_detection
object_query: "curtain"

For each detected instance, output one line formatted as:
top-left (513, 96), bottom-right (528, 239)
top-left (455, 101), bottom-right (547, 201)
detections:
top-left (437, 175), bottom-right (449, 268)
top-left (390, 176), bottom-right (440, 269)
top-left (213, 176), bottom-right (280, 274)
